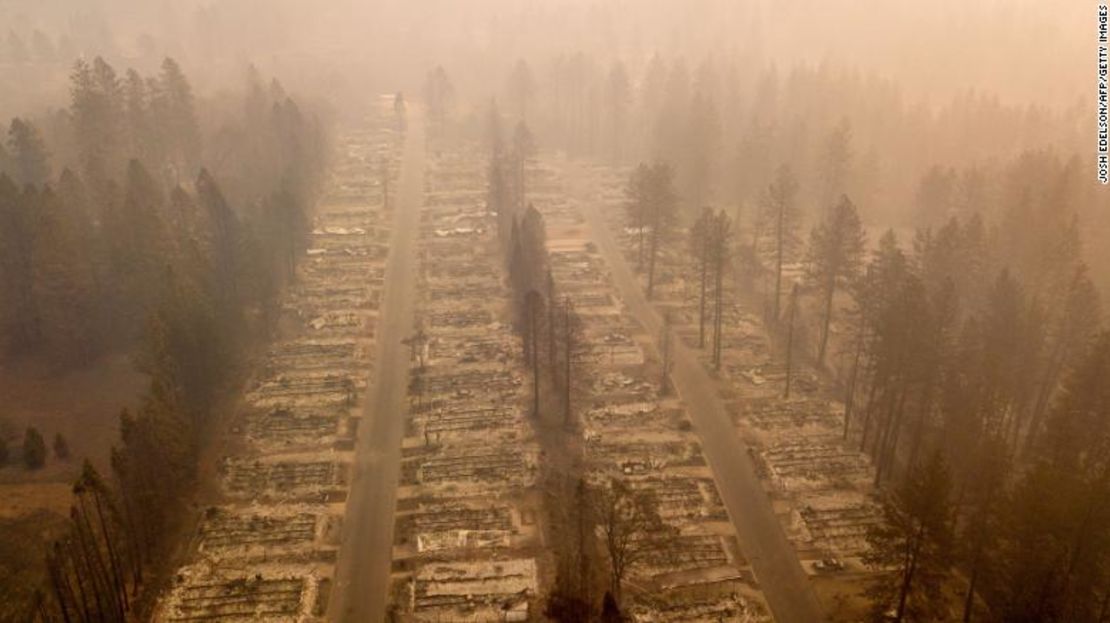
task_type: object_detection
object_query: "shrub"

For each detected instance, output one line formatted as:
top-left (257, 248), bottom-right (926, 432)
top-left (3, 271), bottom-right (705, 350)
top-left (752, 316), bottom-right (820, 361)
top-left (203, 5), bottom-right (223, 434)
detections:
top-left (53, 433), bottom-right (70, 460)
top-left (22, 428), bottom-right (46, 469)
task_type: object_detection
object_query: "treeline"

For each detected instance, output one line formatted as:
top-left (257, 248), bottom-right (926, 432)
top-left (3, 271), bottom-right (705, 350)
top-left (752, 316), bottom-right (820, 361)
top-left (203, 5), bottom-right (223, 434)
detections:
top-left (0, 57), bottom-right (322, 362)
top-left (835, 215), bottom-right (1107, 621)
top-left (716, 148), bottom-right (1106, 619)
top-left (589, 62), bottom-right (1108, 617)
top-left (0, 27), bottom-right (74, 65)
top-left (0, 56), bottom-right (325, 621)
top-left (487, 104), bottom-right (585, 429)
top-left (734, 153), bottom-right (1105, 618)
top-left (486, 113), bottom-right (666, 622)
top-left (0, 425), bottom-right (69, 469)
top-left (462, 55), bottom-right (1091, 229)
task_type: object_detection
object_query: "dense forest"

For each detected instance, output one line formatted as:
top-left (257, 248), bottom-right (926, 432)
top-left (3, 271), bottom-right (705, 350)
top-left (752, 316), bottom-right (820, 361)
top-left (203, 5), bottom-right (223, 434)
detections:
top-left (0, 56), bottom-right (326, 620)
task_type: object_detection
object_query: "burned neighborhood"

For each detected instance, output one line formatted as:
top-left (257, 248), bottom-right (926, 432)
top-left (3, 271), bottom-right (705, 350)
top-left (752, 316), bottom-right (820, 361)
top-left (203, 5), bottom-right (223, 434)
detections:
top-left (1, 2), bottom-right (1108, 622)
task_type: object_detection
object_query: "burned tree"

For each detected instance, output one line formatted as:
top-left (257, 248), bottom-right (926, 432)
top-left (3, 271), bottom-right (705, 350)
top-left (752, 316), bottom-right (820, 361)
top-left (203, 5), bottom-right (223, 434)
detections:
top-left (558, 297), bottom-right (589, 428)
top-left (594, 478), bottom-right (667, 605)
top-left (423, 65), bottom-right (455, 140)
top-left (42, 462), bottom-right (139, 622)
top-left (525, 290), bottom-right (546, 418)
top-left (546, 477), bottom-right (599, 621)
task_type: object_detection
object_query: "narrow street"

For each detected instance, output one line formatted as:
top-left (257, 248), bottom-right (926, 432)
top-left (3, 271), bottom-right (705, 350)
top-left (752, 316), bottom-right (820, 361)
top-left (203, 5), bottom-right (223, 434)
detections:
top-left (571, 169), bottom-right (826, 623)
top-left (329, 114), bottom-right (425, 623)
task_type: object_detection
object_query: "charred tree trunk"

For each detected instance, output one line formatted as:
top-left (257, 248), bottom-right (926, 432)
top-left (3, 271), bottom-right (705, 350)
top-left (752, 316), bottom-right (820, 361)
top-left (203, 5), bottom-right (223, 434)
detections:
top-left (529, 294), bottom-right (542, 418)
top-left (783, 283), bottom-right (799, 399)
top-left (63, 538), bottom-right (95, 623)
top-left (844, 318), bottom-right (867, 440)
top-left (713, 253), bottom-right (725, 369)
top-left (89, 489), bottom-right (128, 612)
top-left (45, 544), bottom-right (75, 623)
top-left (563, 299), bottom-right (573, 427)
top-left (773, 203), bottom-right (785, 320)
top-left (698, 250), bottom-right (708, 348)
top-left (660, 314), bottom-right (672, 395)
top-left (647, 223), bottom-right (660, 300)
top-left (817, 274), bottom-right (836, 366)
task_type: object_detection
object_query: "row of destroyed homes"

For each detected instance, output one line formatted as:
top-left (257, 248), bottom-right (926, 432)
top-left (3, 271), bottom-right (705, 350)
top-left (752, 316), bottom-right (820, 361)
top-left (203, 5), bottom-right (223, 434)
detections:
top-left (526, 155), bottom-right (774, 622)
top-left (383, 143), bottom-right (545, 622)
top-left (154, 104), bottom-right (403, 622)
top-left (581, 160), bottom-right (885, 611)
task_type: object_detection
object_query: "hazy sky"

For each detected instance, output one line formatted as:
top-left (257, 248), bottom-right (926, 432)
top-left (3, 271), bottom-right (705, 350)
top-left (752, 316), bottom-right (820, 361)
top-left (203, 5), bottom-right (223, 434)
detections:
top-left (0, 0), bottom-right (1090, 118)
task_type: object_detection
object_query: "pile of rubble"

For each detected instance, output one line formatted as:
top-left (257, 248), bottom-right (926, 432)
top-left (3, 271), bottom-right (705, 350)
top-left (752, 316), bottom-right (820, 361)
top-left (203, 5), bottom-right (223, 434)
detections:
top-left (155, 105), bottom-right (403, 622)
top-left (386, 147), bottom-right (545, 622)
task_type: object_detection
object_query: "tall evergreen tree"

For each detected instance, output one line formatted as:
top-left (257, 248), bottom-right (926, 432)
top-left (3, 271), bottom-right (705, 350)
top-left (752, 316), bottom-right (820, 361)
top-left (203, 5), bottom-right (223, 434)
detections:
top-left (195, 169), bottom-right (241, 313)
top-left (624, 162), bottom-right (677, 299)
top-left (23, 427), bottom-right (47, 469)
top-left (995, 333), bottom-right (1110, 622)
top-left (689, 207), bottom-right (714, 349)
top-left (123, 68), bottom-right (154, 165)
top-left (7, 118), bottom-right (51, 186)
top-left (759, 165), bottom-right (801, 320)
top-left (805, 194), bottom-right (866, 366)
top-left (31, 187), bottom-right (100, 362)
top-left (0, 176), bottom-right (40, 351)
top-left (709, 209), bottom-right (733, 370)
top-left (155, 57), bottom-right (201, 176)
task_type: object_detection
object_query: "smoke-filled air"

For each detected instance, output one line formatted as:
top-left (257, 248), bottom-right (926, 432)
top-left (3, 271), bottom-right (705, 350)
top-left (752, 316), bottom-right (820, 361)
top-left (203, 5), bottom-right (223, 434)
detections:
top-left (1, 2), bottom-right (1108, 622)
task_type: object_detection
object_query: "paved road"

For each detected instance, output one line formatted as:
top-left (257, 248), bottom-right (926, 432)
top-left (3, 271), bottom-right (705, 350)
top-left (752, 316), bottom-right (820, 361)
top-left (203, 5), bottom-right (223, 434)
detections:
top-left (329, 115), bottom-right (424, 623)
top-left (570, 170), bottom-right (825, 623)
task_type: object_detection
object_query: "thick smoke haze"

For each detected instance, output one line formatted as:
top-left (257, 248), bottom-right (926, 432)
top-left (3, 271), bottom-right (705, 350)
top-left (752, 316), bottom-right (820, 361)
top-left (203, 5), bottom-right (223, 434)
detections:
top-left (1, 2), bottom-right (1107, 623)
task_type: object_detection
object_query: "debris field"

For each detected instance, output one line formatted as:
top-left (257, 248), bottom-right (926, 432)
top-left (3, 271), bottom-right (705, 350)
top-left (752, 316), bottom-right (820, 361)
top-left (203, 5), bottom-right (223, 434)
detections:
top-left (384, 145), bottom-right (544, 622)
top-left (582, 160), bottom-right (885, 580)
top-left (529, 157), bottom-right (773, 622)
top-left (154, 103), bottom-right (402, 622)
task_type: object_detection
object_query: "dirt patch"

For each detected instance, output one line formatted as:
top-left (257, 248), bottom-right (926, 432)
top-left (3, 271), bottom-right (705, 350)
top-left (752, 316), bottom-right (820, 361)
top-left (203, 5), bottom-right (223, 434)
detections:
top-left (0, 481), bottom-right (73, 519)
top-left (811, 573), bottom-right (873, 622)
top-left (0, 352), bottom-right (145, 484)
